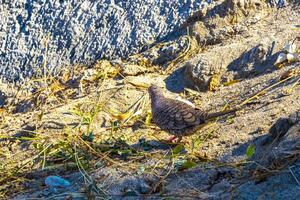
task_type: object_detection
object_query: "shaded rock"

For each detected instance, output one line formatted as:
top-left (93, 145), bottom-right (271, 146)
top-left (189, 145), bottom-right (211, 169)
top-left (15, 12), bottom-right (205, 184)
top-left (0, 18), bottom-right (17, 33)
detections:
top-left (232, 170), bottom-right (300, 200)
top-left (268, 0), bottom-right (289, 7)
top-left (288, 111), bottom-right (300, 124)
top-left (92, 167), bottom-right (154, 198)
top-left (12, 172), bottom-right (85, 200)
top-left (184, 54), bottom-right (224, 91)
top-left (228, 42), bottom-right (272, 78)
top-left (45, 176), bottom-right (71, 188)
top-left (209, 179), bottom-right (231, 194)
top-left (254, 110), bottom-right (300, 171)
top-left (0, 90), bottom-right (7, 107)
top-left (14, 99), bottom-right (35, 113)
top-left (162, 166), bottom-right (237, 199)
top-left (231, 110), bottom-right (300, 199)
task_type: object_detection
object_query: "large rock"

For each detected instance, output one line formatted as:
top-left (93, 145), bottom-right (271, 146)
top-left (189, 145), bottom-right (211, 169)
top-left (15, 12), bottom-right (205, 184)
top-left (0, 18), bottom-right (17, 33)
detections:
top-left (0, 0), bottom-right (212, 82)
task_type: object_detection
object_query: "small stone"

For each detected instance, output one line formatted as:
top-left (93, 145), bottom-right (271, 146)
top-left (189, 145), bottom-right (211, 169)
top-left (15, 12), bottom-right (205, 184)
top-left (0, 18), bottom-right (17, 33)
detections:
top-left (288, 111), bottom-right (300, 124)
top-left (184, 55), bottom-right (221, 91)
top-left (138, 182), bottom-right (152, 194)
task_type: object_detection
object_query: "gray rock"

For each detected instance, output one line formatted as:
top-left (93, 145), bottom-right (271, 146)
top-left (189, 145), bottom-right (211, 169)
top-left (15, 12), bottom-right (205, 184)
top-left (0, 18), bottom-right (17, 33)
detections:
top-left (184, 54), bottom-right (223, 91)
top-left (268, 0), bottom-right (289, 7)
top-left (92, 166), bottom-right (154, 198)
top-left (0, 0), bottom-right (212, 82)
top-left (228, 43), bottom-right (271, 78)
top-left (232, 171), bottom-right (300, 200)
top-left (232, 110), bottom-right (300, 200)
top-left (0, 90), bottom-right (7, 107)
top-left (288, 111), bottom-right (300, 124)
top-left (253, 109), bottom-right (300, 171)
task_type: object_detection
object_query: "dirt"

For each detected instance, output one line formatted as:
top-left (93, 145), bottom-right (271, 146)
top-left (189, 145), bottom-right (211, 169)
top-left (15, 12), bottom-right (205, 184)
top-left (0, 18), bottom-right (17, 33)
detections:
top-left (1, 1), bottom-right (300, 199)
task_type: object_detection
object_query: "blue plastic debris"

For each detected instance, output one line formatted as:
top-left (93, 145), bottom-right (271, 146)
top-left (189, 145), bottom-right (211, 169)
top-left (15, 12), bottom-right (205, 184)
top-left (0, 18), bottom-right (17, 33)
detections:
top-left (45, 176), bottom-right (71, 188)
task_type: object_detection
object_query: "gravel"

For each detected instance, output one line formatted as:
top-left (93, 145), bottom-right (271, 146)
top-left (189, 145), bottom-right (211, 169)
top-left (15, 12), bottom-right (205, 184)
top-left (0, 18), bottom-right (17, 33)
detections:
top-left (0, 0), bottom-right (211, 82)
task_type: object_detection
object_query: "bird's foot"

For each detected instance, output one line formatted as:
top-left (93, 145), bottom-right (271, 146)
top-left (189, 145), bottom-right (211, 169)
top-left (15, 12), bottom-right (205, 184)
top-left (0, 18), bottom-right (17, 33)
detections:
top-left (160, 136), bottom-right (182, 144)
top-left (168, 136), bottom-right (178, 142)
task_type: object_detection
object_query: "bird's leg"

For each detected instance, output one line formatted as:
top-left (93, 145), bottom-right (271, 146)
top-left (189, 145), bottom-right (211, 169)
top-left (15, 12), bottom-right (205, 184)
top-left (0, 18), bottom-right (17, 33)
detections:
top-left (168, 136), bottom-right (178, 142)
top-left (167, 136), bottom-right (182, 143)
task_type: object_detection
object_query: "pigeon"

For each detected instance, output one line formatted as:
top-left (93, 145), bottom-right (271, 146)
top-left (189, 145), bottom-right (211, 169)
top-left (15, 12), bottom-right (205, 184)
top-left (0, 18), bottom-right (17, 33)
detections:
top-left (148, 84), bottom-right (238, 142)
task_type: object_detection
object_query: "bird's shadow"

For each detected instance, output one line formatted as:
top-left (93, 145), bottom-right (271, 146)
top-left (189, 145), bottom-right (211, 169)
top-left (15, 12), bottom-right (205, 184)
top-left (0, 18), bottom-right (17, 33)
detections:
top-left (164, 66), bottom-right (195, 93)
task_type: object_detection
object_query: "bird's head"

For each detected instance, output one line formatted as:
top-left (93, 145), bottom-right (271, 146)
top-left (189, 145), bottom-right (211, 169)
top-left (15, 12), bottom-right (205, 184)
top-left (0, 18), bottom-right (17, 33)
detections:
top-left (148, 84), bottom-right (164, 101)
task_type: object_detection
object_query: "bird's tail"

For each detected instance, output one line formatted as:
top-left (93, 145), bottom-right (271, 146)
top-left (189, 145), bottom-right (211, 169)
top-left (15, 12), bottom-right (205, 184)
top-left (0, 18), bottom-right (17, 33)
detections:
top-left (203, 106), bottom-right (241, 120)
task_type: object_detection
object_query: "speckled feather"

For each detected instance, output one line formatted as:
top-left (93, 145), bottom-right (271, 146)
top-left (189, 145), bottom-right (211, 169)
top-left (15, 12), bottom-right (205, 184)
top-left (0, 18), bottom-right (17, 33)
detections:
top-left (148, 85), bottom-right (237, 137)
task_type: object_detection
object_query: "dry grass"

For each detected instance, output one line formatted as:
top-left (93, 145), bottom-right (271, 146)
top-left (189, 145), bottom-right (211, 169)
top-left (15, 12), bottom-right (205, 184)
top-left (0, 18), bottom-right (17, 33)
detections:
top-left (1, 38), bottom-right (300, 198)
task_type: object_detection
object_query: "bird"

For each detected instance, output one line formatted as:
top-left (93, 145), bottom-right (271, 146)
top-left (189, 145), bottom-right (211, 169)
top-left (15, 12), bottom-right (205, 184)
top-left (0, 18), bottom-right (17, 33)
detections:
top-left (148, 84), bottom-right (239, 142)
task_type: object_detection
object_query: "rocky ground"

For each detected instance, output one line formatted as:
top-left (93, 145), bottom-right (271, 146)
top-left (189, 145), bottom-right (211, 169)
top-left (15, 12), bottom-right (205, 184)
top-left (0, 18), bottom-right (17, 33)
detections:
top-left (0, 0), bottom-right (300, 199)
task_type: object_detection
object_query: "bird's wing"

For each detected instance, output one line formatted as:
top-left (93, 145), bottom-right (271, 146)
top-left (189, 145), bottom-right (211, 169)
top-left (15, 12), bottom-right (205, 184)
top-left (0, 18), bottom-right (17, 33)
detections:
top-left (158, 100), bottom-right (205, 130)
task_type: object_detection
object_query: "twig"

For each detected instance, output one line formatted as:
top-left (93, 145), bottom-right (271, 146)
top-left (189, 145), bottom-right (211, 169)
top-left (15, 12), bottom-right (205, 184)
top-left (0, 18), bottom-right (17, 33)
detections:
top-left (240, 76), bottom-right (295, 106)
top-left (289, 166), bottom-right (300, 186)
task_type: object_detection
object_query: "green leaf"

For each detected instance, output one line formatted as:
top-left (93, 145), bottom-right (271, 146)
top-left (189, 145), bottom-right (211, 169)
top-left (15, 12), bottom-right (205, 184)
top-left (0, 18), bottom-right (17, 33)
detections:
top-left (246, 144), bottom-right (255, 158)
top-left (179, 160), bottom-right (197, 170)
top-left (82, 131), bottom-right (94, 142)
top-left (192, 137), bottom-right (203, 149)
top-left (172, 144), bottom-right (184, 156)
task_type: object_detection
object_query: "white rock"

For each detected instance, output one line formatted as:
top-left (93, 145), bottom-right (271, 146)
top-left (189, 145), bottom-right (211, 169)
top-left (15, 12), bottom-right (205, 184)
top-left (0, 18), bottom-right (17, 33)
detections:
top-left (283, 43), bottom-right (297, 54)
top-left (286, 53), bottom-right (300, 62)
top-left (274, 53), bottom-right (288, 66)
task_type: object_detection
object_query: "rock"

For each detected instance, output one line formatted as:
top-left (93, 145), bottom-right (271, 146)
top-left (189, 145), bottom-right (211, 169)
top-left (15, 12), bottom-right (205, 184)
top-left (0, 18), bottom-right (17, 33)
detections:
top-left (209, 180), bottom-right (231, 194)
top-left (274, 43), bottom-right (300, 67)
top-left (120, 64), bottom-right (150, 76)
top-left (14, 99), bottom-right (35, 113)
top-left (288, 111), bottom-right (300, 124)
top-left (254, 110), bottom-right (300, 171)
top-left (137, 181), bottom-right (152, 194)
top-left (190, 21), bottom-right (212, 44)
top-left (232, 110), bottom-right (300, 199)
top-left (268, 0), bottom-right (289, 7)
top-left (189, 0), bottom-right (269, 46)
top-left (283, 43), bottom-right (297, 54)
top-left (232, 171), bottom-right (300, 200)
top-left (228, 43), bottom-right (270, 78)
top-left (143, 36), bottom-right (190, 67)
top-left (184, 54), bottom-right (224, 91)
top-left (0, 91), bottom-right (7, 107)
top-left (92, 166), bottom-right (154, 197)
top-left (0, 1), bottom-right (212, 82)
